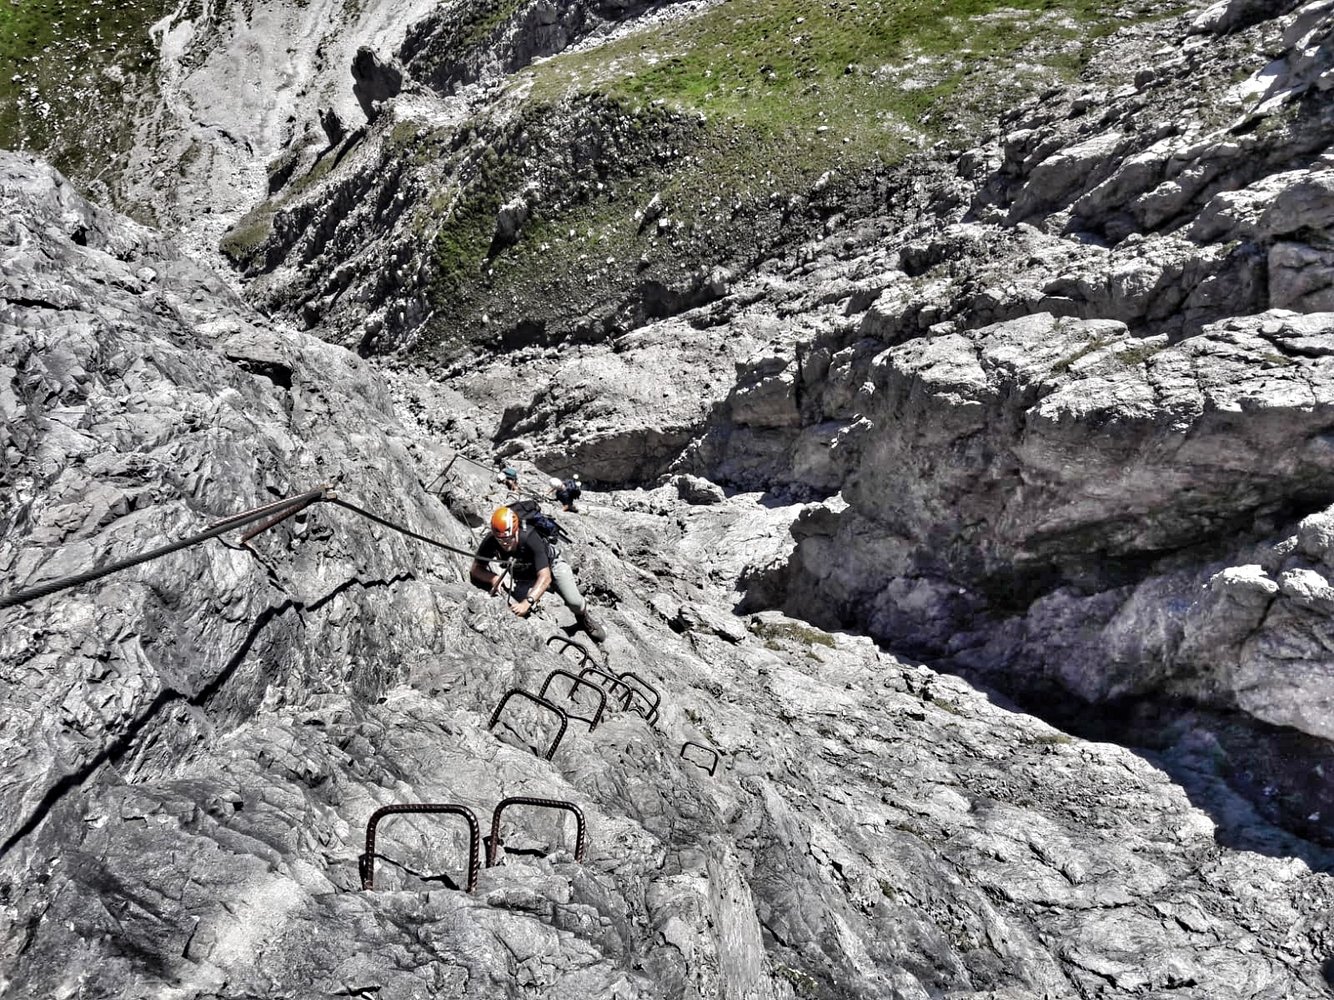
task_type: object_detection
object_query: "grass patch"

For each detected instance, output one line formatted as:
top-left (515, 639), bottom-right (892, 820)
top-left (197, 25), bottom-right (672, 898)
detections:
top-left (220, 209), bottom-right (276, 267)
top-left (749, 620), bottom-right (836, 648)
top-left (1030, 732), bottom-right (1074, 745)
top-left (459, 0), bottom-right (526, 47)
top-left (1050, 334), bottom-right (1120, 375)
top-left (773, 963), bottom-right (821, 998)
top-left (525, 0), bottom-right (1125, 168)
top-left (1114, 340), bottom-right (1167, 367)
top-left (397, 0), bottom-right (1153, 353)
top-left (0, 0), bottom-right (169, 199)
top-left (402, 0), bottom-right (529, 90)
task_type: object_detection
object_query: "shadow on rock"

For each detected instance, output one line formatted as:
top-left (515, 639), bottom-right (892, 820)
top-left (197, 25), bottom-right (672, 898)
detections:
top-left (998, 689), bottom-right (1334, 873)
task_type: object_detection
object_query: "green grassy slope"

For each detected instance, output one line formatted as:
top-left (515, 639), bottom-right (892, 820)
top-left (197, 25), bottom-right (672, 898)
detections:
top-left (404, 0), bottom-right (1172, 354)
top-left (0, 0), bottom-right (169, 199)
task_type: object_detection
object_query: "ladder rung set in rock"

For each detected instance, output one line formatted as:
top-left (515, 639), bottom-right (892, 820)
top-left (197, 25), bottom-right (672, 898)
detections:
top-left (616, 670), bottom-right (660, 724)
top-left (488, 688), bottom-right (570, 760)
top-left (488, 661), bottom-right (665, 762)
top-left (491, 653), bottom-right (715, 763)
top-left (486, 796), bottom-right (586, 868)
top-left (360, 797), bottom-right (585, 894)
top-left (360, 803), bottom-right (482, 892)
top-left (546, 634), bottom-right (595, 668)
top-left (538, 668), bottom-right (608, 729)
top-left (680, 741), bottom-right (721, 776)
top-left (576, 665), bottom-right (640, 716)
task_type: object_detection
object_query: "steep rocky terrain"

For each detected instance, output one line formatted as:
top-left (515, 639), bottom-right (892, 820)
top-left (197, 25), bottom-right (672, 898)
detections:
top-left (215, 0), bottom-right (1176, 356)
top-left (5, 0), bottom-right (1334, 995)
top-left (5, 153), bottom-right (1334, 998)
top-left (412, 0), bottom-right (1334, 751)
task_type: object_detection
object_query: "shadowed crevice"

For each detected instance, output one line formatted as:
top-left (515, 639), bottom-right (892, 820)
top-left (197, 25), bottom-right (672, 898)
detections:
top-left (0, 572), bottom-right (417, 860)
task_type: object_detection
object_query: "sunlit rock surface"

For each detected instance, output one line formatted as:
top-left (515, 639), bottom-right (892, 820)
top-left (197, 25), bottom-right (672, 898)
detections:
top-left (4, 152), bottom-right (1334, 997)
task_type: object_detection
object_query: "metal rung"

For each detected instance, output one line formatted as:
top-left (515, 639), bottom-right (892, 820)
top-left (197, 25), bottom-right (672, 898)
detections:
top-left (487, 796), bottom-right (586, 868)
top-left (680, 741), bottom-right (721, 777)
top-left (538, 668), bottom-right (608, 730)
top-left (577, 665), bottom-right (636, 711)
top-left (359, 803), bottom-right (481, 892)
top-left (546, 634), bottom-right (594, 669)
top-left (618, 670), bottom-right (661, 724)
top-left (488, 688), bottom-right (570, 760)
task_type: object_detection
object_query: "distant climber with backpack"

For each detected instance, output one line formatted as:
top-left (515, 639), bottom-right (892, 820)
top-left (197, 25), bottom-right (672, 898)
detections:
top-left (470, 505), bottom-right (606, 642)
top-left (548, 475), bottom-right (582, 512)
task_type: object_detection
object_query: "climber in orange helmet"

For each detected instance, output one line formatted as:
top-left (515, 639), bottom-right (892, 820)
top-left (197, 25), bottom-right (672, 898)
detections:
top-left (470, 505), bottom-right (606, 642)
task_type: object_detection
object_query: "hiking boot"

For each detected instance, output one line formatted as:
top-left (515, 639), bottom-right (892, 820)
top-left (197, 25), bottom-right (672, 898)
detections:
top-left (576, 609), bottom-right (606, 643)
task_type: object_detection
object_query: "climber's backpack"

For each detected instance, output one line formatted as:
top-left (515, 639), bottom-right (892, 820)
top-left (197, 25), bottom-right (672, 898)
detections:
top-left (510, 498), bottom-right (571, 546)
top-left (559, 478), bottom-right (582, 501)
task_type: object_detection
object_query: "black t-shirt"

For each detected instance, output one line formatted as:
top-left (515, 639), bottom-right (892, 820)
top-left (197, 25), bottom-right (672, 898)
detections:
top-left (474, 525), bottom-right (551, 579)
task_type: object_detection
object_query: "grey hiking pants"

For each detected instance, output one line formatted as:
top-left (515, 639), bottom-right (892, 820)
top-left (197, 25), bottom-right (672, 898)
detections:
top-left (513, 557), bottom-right (586, 614)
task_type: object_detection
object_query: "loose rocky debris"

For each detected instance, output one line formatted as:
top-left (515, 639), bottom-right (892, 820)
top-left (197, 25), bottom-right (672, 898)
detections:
top-left (7, 0), bottom-right (1334, 995)
top-left (4, 151), bottom-right (1334, 997)
top-left (395, 1), bottom-right (1334, 749)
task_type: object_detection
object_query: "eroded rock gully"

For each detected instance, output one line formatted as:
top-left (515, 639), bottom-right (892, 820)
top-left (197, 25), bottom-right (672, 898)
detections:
top-left (5, 147), bottom-right (1334, 997)
top-left (6, 0), bottom-right (1334, 998)
top-left (439, 0), bottom-right (1334, 744)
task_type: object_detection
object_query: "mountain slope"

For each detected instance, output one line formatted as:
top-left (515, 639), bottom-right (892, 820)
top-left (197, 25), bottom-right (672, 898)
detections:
top-left (3, 152), bottom-right (1334, 998)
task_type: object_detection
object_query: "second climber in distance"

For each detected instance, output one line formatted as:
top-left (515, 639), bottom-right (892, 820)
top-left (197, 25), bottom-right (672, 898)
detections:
top-left (469, 506), bottom-right (606, 642)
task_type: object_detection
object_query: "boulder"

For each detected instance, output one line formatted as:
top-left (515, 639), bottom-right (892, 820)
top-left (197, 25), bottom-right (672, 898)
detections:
top-left (352, 46), bottom-right (404, 122)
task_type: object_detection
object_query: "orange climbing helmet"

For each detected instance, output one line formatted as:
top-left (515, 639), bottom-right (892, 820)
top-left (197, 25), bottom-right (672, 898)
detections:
top-left (490, 506), bottom-right (520, 541)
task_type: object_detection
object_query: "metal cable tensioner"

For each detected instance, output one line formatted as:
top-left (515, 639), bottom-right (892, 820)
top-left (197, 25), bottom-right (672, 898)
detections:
top-left (0, 485), bottom-right (482, 612)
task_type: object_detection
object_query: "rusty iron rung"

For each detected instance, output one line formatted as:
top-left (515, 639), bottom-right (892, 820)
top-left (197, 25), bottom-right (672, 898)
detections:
top-left (538, 668), bottom-right (607, 730)
top-left (576, 665), bottom-right (636, 711)
top-left (680, 741), bottom-right (721, 777)
top-left (545, 634), bottom-right (594, 669)
top-left (617, 670), bottom-right (661, 712)
top-left (488, 688), bottom-right (570, 760)
top-left (487, 796), bottom-right (586, 868)
top-left (622, 687), bottom-right (656, 723)
top-left (617, 670), bottom-right (661, 724)
top-left (360, 803), bottom-right (482, 893)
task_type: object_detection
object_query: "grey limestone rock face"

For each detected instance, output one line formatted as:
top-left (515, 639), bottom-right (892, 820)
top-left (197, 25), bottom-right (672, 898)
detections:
top-left (1189, 0), bottom-right (1305, 35)
top-left (343, 0), bottom-right (1334, 775)
top-left (397, 0), bottom-right (705, 97)
top-left (7, 150), bottom-right (1334, 999)
top-left (784, 304), bottom-right (1334, 628)
top-left (12, 0), bottom-right (1334, 994)
top-left (588, 0), bottom-right (1334, 752)
top-left (108, 0), bottom-right (447, 262)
